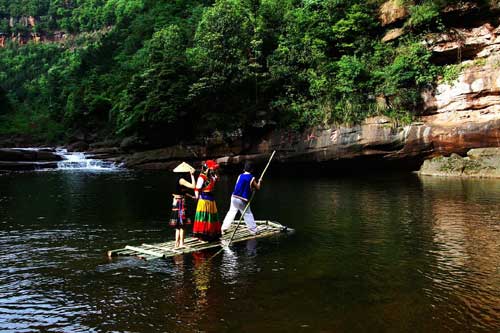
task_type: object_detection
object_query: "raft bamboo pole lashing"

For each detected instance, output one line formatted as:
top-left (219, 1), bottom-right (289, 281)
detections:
top-left (107, 220), bottom-right (292, 261)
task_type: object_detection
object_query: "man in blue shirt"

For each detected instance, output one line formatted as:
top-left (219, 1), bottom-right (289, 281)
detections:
top-left (221, 161), bottom-right (261, 235)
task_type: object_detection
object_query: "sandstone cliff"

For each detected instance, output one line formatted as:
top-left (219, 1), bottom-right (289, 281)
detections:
top-left (212, 3), bottom-right (500, 171)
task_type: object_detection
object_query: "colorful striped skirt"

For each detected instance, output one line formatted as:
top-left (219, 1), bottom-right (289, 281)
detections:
top-left (193, 193), bottom-right (221, 241)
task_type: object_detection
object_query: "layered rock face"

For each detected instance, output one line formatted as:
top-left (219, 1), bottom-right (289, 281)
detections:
top-left (0, 148), bottom-right (62, 171)
top-left (216, 13), bottom-right (500, 171)
top-left (426, 23), bottom-right (500, 64)
top-left (420, 22), bottom-right (500, 156)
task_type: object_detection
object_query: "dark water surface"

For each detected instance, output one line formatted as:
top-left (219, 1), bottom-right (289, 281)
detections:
top-left (0, 170), bottom-right (499, 332)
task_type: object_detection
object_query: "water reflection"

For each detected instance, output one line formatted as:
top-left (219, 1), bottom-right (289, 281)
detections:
top-left (0, 171), bottom-right (499, 332)
top-left (419, 176), bottom-right (500, 331)
top-left (221, 239), bottom-right (257, 284)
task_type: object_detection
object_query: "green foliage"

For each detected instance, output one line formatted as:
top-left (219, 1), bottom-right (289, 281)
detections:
top-left (186, 0), bottom-right (257, 130)
top-left (0, 87), bottom-right (11, 114)
top-left (0, 0), bottom-right (445, 144)
top-left (380, 40), bottom-right (437, 92)
top-left (115, 24), bottom-right (192, 134)
top-left (441, 58), bottom-right (487, 85)
top-left (0, 105), bottom-right (65, 142)
top-left (331, 4), bottom-right (377, 52)
top-left (406, 1), bottom-right (440, 30)
top-left (441, 63), bottom-right (462, 85)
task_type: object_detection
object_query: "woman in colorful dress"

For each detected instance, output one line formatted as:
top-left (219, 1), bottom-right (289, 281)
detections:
top-left (193, 160), bottom-right (221, 242)
top-left (170, 162), bottom-right (196, 249)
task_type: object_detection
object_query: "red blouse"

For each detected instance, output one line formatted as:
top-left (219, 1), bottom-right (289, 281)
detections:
top-left (195, 173), bottom-right (217, 194)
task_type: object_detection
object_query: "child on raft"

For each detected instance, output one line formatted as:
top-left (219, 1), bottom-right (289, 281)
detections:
top-left (170, 162), bottom-right (196, 249)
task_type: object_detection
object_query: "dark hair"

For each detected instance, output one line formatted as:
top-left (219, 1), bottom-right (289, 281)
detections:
top-left (179, 171), bottom-right (191, 180)
top-left (244, 161), bottom-right (253, 172)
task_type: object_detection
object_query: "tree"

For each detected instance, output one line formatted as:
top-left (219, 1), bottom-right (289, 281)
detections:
top-left (187, 0), bottom-right (257, 130)
top-left (115, 25), bottom-right (192, 138)
top-left (0, 87), bottom-right (12, 114)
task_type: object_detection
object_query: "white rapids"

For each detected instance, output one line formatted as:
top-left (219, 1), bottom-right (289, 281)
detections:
top-left (56, 148), bottom-right (119, 171)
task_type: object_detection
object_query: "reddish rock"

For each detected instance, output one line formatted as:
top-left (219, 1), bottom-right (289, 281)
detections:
top-left (425, 24), bottom-right (500, 64)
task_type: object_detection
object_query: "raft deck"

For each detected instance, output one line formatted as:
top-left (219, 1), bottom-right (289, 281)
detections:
top-left (107, 220), bottom-right (292, 260)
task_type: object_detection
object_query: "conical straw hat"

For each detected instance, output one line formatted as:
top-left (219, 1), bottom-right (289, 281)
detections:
top-left (173, 162), bottom-right (195, 173)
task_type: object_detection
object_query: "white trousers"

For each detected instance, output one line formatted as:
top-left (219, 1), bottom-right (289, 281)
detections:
top-left (221, 196), bottom-right (257, 233)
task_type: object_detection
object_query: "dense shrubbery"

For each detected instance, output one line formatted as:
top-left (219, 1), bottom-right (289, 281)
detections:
top-left (0, 0), bottom-right (475, 144)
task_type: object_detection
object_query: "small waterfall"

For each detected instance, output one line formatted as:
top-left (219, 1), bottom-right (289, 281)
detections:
top-left (56, 149), bottom-right (119, 170)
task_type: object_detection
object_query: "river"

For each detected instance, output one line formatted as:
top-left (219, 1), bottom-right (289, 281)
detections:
top-left (0, 169), bottom-right (499, 332)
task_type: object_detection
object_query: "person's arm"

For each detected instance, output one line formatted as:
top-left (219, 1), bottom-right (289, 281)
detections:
top-left (251, 177), bottom-right (261, 190)
top-left (194, 175), bottom-right (204, 199)
top-left (179, 172), bottom-right (196, 189)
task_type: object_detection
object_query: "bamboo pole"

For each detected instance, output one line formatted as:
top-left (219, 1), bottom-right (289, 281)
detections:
top-left (225, 150), bottom-right (276, 247)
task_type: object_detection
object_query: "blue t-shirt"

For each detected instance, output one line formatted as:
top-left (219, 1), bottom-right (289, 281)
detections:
top-left (232, 173), bottom-right (254, 201)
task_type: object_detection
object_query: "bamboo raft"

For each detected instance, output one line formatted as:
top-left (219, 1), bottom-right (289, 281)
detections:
top-left (107, 220), bottom-right (293, 261)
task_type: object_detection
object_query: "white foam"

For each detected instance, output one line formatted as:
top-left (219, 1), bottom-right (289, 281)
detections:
top-left (55, 148), bottom-right (119, 171)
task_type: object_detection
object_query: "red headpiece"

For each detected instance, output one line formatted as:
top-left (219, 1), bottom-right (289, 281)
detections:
top-left (204, 160), bottom-right (219, 170)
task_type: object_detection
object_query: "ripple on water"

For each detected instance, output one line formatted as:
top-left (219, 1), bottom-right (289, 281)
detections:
top-left (0, 290), bottom-right (97, 332)
top-left (0, 172), bottom-right (499, 332)
top-left (421, 199), bottom-right (500, 332)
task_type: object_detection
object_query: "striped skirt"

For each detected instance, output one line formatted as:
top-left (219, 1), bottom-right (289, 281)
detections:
top-left (193, 194), bottom-right (221, 241)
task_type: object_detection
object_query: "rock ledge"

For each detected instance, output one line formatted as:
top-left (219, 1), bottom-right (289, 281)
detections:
top-left (419, 147), bottom-right (500, 178)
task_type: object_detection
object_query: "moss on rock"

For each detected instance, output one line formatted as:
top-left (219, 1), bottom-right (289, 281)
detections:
top-left (420, 148), bottom-right (500, 178)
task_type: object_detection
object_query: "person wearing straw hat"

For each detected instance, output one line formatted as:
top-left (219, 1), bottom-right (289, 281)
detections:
top-left (193, 160), bottom-right (222, 242)
top-left (170, 162), bottom-right (196, 248)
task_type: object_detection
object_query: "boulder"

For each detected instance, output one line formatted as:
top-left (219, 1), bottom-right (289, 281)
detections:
top-left (419, 148), bottom-right (500, 178)
top-left (467, 147), bottom-right (500, 159)
top-left (89, 139), bottom-right (121, 149)
top-left (86, 147), bottom-right (123, 160)
top-left (379, 0), bottom-right (409, 26)
top-left (120, 136), bottom-right (150, 152)
top-left (67, 141), bottom-right (89, 152)
top-left (382, 28), bottom-right (405, 42)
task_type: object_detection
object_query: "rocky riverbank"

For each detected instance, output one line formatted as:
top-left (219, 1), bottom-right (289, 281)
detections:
top-left (419, 148), bottom-right (500, 178)
top-left (0, 148), bottom-right (62, 171)
top-left (79, 104), bottom-right (497, 173)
